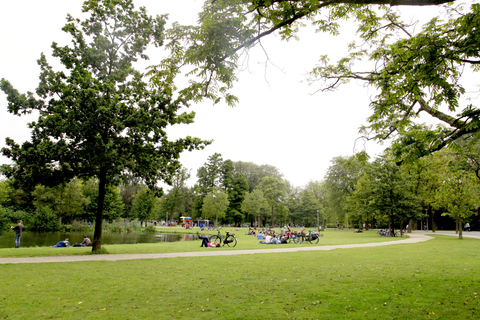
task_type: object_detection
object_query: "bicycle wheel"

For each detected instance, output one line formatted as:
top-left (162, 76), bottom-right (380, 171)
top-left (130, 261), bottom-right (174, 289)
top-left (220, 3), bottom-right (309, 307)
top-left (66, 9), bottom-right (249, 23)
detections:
top-left (308, 235), bottom-right (320, 244)
top-left (224, 235), bottom-right (237, 247)
top-left (293, 234), bottom-right (303, 244)
top-left (209, 235), bottom-right (222, 246)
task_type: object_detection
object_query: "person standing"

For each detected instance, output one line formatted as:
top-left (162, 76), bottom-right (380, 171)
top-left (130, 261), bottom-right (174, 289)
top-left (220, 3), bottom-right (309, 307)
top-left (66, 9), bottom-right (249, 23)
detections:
top-left (11, 220), bottom-right (23, 248)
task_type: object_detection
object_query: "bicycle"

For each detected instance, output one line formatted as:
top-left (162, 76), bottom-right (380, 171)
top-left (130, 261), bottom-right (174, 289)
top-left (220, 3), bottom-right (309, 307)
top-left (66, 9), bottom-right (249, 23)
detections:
top-left (293, 230), bottom-right (322, 244)
top-left (209, 229), bottom-right (237, 247)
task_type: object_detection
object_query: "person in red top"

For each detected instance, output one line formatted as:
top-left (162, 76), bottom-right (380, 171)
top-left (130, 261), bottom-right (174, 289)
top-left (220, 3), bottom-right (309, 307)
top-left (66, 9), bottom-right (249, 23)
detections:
top-left (11, 220), bottom-right (23, 248)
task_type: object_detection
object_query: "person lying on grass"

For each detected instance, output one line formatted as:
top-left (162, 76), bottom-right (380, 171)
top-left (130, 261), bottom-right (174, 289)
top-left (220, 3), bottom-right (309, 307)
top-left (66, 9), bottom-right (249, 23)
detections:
top-left (50, 238), bottom-right (70, 247)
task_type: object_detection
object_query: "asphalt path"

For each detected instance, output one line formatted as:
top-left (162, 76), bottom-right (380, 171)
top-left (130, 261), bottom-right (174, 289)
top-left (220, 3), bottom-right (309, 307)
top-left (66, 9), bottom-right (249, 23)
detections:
top-left (1, 231), bottom-right (478, 265)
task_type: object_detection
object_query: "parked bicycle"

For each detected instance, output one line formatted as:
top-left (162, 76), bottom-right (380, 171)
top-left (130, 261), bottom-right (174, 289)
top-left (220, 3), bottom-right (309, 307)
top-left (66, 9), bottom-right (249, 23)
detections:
top-left (209, 228), bottom-right (237, 247)
top-left (378, 229), bottom-right (405, 237)
top-left (293, 229), bottom-right (322, 244)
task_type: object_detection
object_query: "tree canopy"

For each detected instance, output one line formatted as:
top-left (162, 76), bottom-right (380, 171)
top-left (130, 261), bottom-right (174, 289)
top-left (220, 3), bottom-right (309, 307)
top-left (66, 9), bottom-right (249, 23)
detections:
top-left (313, 3), bottom-right (480, 162)
top-left (150, 0), bottom-right (456, 106)
top-left (0, 0), bottom-right (209, 250)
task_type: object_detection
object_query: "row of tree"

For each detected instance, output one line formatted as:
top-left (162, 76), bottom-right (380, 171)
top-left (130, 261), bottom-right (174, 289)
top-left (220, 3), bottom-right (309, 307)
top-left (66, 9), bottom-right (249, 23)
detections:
top-left (4, 142), bottom-right (478, 241)
top-left (0, 175), bottom-right (159, 230)
top-left (161, 145), bottom-right (480, 240)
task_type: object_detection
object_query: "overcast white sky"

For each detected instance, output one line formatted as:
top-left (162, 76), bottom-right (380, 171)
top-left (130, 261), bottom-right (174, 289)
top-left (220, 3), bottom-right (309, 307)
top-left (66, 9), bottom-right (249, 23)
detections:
top-left (0, 1), bottom-right (448, 188)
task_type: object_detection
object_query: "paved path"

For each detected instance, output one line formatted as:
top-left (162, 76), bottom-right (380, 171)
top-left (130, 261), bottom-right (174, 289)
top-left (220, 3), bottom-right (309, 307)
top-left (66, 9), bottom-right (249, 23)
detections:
top-left (1, 231), bottom-right (478, 265)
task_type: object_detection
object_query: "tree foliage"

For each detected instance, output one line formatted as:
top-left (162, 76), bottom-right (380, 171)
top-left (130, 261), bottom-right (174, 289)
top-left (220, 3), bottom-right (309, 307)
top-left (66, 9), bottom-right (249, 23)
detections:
top-left (148, 0), bottom-right (453, 106)
top-left (366, 157), bottom-right (422, 230)
top-left (259, 175), bottom-right (286, 225)
top-left (133, 187), bottom-right (157, 223)
top-left (202, 188), bottom-right (229, 227)
top-left (0, 0), bottom-right (209, 250)
top-left (312, 4), bottom-right (480, 162)
top-left (32, 178), bottom-right (90, 224)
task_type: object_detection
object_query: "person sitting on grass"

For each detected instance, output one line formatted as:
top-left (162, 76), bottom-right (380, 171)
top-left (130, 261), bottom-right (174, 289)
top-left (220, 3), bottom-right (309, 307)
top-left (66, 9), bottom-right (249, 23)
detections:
top-left (271, 235), bottom-right (281, 244)
top-left (81, 235), bottom-right (91, 246)
top-left (258, 232), bottom-right (273, 244)
top-left (50, 238), bottom-right (70, 247)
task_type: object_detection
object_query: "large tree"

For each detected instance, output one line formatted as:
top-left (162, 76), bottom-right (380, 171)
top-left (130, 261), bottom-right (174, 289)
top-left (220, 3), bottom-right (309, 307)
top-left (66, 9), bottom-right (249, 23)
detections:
top-left (150, 0), bottom-right (453, 106)
top-left (226, 173), bottom-right (250, 226)
top-left (367, 157), bottom-right (422, 232)
top-left (0, 0), bottom-right (209, 251)
top-left (324, 155), bottom-right (365, 226)
top-left (202, 188), bottom-right (229, 227)
top-left (196, 153), bottom-right (225, 195)
top-left (32, 178), bottom-right (90, 225)
top-left (259, 175), bottom-right (286, 225)
top-left (233, 161), bottom-right (283, 192)
top-left (433, 170), bottom-right (479, 239)
top-left (311, 4), bottom-right (480, 162)
top-left (160, 168), bottom-right (191, 223)
top-left (241, 188), bottom-right (269, 227)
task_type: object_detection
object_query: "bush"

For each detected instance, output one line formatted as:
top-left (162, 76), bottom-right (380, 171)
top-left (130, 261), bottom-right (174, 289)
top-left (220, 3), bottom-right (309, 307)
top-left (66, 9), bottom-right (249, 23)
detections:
top-left (144, 224), bottom-right (156, 233)
top-left (29, 207), bottom-right (59, 232)
top-left (0, 206), bottom-right (12, 231)
top-left (70, 220), bottom-right (93, 232)
top-left (0, 206), bottom-right (32, 231)
top-left (103, 220), bottom-right (142, 233)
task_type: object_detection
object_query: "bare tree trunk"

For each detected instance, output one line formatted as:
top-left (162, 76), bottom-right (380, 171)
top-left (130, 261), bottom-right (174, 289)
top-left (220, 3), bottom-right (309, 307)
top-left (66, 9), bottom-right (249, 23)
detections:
top-left (92, 167), bottom-right (107, 252)
top-left (430, 211), bottom-right (436, 233)
top-left (459, 218), bottom-right (463, 239)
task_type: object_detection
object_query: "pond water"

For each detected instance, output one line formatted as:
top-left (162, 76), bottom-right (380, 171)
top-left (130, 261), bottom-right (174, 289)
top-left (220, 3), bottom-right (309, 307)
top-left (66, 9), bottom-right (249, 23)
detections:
top-left (0, 231), bottom-right (199, 248)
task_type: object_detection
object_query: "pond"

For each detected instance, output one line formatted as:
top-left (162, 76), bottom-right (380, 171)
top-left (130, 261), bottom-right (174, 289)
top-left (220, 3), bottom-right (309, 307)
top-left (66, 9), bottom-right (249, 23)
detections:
top-left (0, 231), bottom-right (199, 248)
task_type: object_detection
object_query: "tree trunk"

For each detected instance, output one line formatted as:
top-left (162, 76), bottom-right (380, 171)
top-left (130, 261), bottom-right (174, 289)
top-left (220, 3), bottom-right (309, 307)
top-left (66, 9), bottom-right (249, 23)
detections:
top-left (92, 167), bottom-right (107, 252)
top-left (270, 205), bottom-right (274, 226)
top-left (459, 218), bottom-right (463, 239)
top-left (408, 219), bottom-right (414, 233)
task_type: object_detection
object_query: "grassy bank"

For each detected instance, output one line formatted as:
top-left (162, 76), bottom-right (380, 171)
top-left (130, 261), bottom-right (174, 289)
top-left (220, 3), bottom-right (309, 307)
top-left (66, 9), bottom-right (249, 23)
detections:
top-left (0, 235), bottom-right (479, 319)
top-left (0, 229), bottom-right (401, 258)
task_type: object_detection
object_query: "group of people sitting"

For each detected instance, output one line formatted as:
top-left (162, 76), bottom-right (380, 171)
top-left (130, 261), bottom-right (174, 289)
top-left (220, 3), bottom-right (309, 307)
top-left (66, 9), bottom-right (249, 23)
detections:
top-left (257, 231), bottom-right (288, 244)
top-left (50, 236), bottom-right (91, 248)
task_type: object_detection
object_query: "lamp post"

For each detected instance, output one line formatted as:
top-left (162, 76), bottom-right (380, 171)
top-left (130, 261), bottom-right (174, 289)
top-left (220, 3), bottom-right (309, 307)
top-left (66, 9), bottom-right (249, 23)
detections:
top-left (317, 210), bottom-right (319, 229)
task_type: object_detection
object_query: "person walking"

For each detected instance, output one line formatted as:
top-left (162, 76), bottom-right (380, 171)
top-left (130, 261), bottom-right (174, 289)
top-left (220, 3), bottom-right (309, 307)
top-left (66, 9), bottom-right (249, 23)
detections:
top-left (11, 220), bottom-right (23, 248)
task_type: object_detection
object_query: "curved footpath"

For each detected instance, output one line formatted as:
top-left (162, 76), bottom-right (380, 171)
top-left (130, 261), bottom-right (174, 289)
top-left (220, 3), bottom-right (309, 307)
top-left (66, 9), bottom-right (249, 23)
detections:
top-left (1, 231), bottom-right (479, 265)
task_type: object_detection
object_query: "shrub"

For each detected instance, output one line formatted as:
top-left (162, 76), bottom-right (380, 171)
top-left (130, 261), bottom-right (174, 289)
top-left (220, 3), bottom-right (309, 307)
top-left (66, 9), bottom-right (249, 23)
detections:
top-left (144, 225), bottom-right (156, 233)
top-left (70, 220), bottom-right (93, 232)
top-left (103, 220), bottom-right (142, 233)
top-left (0, 206), bottom-right (12, 231)
top-left (0, 206), bottom-right (33, 231)
top-left (29, 207), bottom-right (59, 232)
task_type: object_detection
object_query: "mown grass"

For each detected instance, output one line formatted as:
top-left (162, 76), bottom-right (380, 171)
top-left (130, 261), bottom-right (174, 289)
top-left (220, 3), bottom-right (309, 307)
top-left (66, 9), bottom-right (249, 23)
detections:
top-left (0, 234), bottom-right (479, 319)
top-left (0, 228), bottom-right (401, 258)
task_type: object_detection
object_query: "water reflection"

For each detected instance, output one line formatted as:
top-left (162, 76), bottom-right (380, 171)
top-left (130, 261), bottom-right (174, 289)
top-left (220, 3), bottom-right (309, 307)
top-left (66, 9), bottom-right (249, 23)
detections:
top-left (0, 231), bottom-right (199, 248)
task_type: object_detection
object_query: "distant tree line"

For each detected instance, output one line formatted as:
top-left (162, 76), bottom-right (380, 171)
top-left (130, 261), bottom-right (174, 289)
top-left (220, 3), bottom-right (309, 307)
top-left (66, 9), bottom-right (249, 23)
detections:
top-left (2, 144), bottom-right (479, 238)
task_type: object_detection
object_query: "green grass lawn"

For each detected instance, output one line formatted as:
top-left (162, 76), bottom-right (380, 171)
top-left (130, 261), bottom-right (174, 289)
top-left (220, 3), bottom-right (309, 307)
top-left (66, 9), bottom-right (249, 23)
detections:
top-left (0, 228), bottom-right (401, 258)
top-left (1, 232), bottom-right (479, 319)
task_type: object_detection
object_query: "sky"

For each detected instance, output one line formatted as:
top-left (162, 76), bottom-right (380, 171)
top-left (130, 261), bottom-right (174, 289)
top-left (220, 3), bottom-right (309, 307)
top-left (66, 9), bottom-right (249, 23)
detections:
top-left (0, 1), bottom-right (448, 189)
